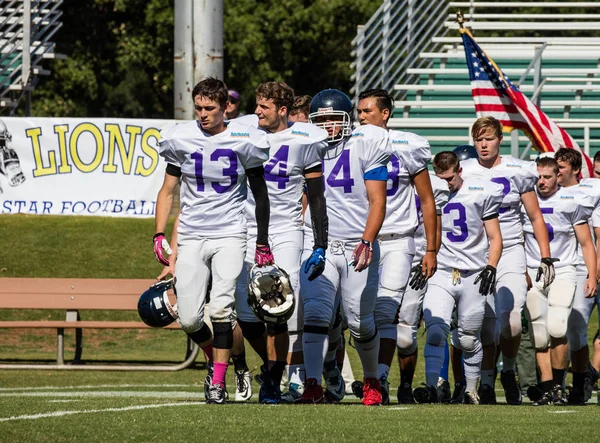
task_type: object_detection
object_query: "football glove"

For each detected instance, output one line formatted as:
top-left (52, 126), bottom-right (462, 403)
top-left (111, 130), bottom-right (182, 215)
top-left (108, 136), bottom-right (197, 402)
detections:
top-left (536, 257), bottom-right (559, 289)
top-left (474, 265), bottom-right (497, 296)
top-left (255, 244), bottom-right (274, 267)
top-left (350, 239), bottom-right (372, 272)
top-left (153, 233), bottom-right (172, 266)
top-left (409, 265), bottom-right (427, 291)
top-left (304, 247), bottom-right (325, 281)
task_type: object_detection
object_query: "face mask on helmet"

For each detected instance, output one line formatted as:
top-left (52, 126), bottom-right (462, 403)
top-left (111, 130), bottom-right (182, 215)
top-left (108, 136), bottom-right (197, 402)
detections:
top-left (138, 278), bottom-right (179, 328)
top-left (309, 89), bottom-right (354, 144)
top-left (247, 264), bottom-right (295, 325)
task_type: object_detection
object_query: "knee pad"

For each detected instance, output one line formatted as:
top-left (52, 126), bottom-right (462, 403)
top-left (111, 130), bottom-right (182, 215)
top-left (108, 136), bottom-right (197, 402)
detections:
top-left (179, 316), bottom-right (204, 335)
top-left (304, 300), bottom-right (332, 329)
top-left (426, 322), bottom-right (449, 347)
top-left (186, 323), bottom-right (212, 346)
top-left (212, 322), bottom-right (233, 349)
top-left (396, 323), bottom-right (417, 354)
top-left (458, 331), bottom-right (481, 354)
top-left (238, 320), bottom-right (265, 341)
top-left (480, 317), bottom-right (496, 346)
top-left (547, 306), bottom-right (570, 339)
top-left (379, 323), bottom-right (397, 341)
top-left (266, 323), bottom-right (288, 336)
top-left (499, 310), bottom-right (522, 340)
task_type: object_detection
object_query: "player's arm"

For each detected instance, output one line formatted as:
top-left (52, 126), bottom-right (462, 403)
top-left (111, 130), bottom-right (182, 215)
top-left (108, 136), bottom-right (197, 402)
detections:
top-left (575, 222), bottom-right (598, 297)
top-left (594, 226), bottom-right (600, 282)
top-left (153, 170), bottom-right (179, 265)
top-left (352, 177), bottom-right (386, 272)
top-left (303, 166), bottom-right (328, 280)
top-left (247, 165), bottom-right (273, 266)
top-left (413, 169), bottom-right (437, 278)
top-left (521, 190), bottom-right (551, 258)
top-left (157, 212), bottom-right (180, 281)
top-left (436, 214), bottom-right (442, 252)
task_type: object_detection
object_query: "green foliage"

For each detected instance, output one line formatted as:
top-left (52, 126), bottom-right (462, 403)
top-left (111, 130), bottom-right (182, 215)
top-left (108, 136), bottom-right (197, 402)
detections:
top-left (19, 0), bottom-right (381, 118)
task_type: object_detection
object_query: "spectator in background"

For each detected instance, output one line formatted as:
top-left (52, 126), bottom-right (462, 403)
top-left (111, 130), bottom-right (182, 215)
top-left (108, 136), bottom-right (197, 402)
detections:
top-left (289, 95), bottom-right (312, 123)
top-left (225, 89), bottom-right (244, 119)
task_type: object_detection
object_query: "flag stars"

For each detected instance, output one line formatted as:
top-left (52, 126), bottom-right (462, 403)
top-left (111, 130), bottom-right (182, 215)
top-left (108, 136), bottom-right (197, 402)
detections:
top-left (473, 62), bottom-right (479, 67)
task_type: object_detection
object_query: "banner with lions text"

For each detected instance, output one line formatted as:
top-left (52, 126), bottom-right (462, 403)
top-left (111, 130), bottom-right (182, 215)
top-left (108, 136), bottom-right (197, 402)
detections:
top-left (0, 118), bottom-right (178, 217)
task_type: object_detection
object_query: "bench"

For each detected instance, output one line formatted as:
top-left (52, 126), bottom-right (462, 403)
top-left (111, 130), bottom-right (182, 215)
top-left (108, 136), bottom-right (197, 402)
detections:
top-left (0, 278), bottom-right (199, 371)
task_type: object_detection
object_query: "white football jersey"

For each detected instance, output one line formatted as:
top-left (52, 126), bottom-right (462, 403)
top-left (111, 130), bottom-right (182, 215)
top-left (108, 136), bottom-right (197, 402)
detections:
top-left (245, 122), bottom-right (329, 235)
top-left (159, 120), bottom-right (269, 237)
top-left (413, 174), bottom-right (450, 264)
top-left (461, 156), bottom-right (538, 248)
top-left (571, 178), bottom-right (600, 267)
top-left (305, 124), bottom-right (390, 241)
top-left (523, 187), bottom-right (593, 268)
top-left (436, 177), bottom-right (504, 271)
top-left (380, 130), bottom-right (431, 236)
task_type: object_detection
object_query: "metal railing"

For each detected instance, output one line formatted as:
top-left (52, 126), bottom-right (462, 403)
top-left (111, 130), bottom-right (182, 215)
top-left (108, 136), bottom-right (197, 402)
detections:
top-left (0, 0), bottom-right (63, 114)
top-left (351, 0), bottom-right (450, 101)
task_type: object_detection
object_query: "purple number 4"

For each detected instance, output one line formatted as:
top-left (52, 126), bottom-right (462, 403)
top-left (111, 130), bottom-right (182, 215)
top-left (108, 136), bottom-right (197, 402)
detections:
top-left (264, 145), bottom-right (290, 190)
top-left (327, 149), bottom-right (354, 193)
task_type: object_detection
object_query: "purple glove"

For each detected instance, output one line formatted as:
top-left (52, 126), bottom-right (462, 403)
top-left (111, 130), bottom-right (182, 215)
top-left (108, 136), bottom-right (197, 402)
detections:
top-left (255, 244), bottom-right (274, 267)
top-left (153, 233), bottom-right (172, 266)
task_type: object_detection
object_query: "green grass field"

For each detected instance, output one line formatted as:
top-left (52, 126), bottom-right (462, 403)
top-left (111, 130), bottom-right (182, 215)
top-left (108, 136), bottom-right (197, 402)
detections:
top-left (1, 215), bottom-right (600, 442)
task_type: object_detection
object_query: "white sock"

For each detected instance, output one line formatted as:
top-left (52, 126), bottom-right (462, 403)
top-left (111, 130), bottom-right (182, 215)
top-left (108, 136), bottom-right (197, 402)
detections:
top-left (287, 364), bottom-right (305, 386)
top-left (354, 332), bottom-right (380, 379)
top-left (302, 332), bottom-right (328, 385)
top-left (424, 342), bottom-right (445, 387)
top-left (503, 356), bottom-right (517, 372)
top-left (480, 369), bottom-right (495, 387)
top-left (463, 347), bottom-right (483, 393)
top-left (378, 363), bottom-right (390, 380)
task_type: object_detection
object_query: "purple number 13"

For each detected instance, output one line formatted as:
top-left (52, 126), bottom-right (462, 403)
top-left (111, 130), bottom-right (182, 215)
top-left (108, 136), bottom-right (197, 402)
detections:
top-left (444, 202), bottom-right (469, 242)
top-left (191, 148), bottom-right (238, 193)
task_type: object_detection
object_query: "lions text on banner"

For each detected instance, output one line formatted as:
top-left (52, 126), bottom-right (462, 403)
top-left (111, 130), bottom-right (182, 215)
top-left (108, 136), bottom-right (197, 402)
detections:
top-left (460, 27), bottom-right (593, 177)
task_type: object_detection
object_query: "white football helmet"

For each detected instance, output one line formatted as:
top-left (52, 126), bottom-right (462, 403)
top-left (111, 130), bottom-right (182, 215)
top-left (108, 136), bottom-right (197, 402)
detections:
top-left (247, 264), bottom-right (295, 325)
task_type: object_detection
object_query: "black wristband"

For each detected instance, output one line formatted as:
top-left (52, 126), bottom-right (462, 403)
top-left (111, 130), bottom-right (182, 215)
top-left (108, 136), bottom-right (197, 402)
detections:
top-left (361, 239), bottom-right (371, 247)
top-left (153, 232), bottom-right (165, 240)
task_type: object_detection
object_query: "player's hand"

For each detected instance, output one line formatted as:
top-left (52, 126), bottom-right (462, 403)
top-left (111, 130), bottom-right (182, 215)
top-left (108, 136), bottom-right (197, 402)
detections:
top-left (255, 244), bottom-right (274, 267)
top-left (525, 272), bottom-right (533, 291)
top-left (536, 257), bottom-right (559, 289)
top-left (304, 247), bottom-right (326, 281)
top-left (350, 239), bottom-right (372, 272)
top-left (584, 278), bottom-right (597, 299)
top-left (409, 265), bottom-right (427, 291)
top-left (157, 259), bottom-right (175, 281)
top-left (474, 265), bottom-right (497, 296)
top-left (421, 250), bottom-right (438, 279)
top-left (153, 233), bottom-right (172, 266)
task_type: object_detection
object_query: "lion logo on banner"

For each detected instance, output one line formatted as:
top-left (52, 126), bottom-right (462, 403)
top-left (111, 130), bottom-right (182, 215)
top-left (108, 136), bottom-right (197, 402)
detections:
top-left (0, 119), bottom-right (25, 193)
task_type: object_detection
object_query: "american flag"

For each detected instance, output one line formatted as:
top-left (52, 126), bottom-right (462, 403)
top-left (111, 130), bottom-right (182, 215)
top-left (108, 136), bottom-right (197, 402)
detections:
top-left (460, 27), bottom-right (593, 177)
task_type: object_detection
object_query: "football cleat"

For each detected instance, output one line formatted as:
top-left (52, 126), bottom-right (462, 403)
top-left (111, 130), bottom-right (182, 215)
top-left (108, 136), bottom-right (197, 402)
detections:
top-left (300, 378), bottom-right (324, 404)
top-left (478, 384), bottom-right (497, 405)
top-left (463, 390), bottom-right (480, 405)
top-left (362, 378), bottom-right (382, 406)
top-left (450, 381), bottom-right (466, 404)
top-left (380, 375), bottom-right (390, 405)
top-left (567, 386), bottom-right (586, 406)
top-left (204, 361), bottom-right (214, 400)
top-left (584, 363), bottom-right (599, 402)
top-left (397, 383), bottom-right (415, 404)
top-left (206, 383), bottom-right (227, 404)
top-left (323, 361), bottom-right (345, 403)
top-left (532, 389), bottom-right (554, 406)
top-left (259, 374), bottom-right (281, 404)
top-left (500, 370), bottom-right (522, 405)
top-left (413, 384), bottom-right (439, 404)
top-left (351, 380), bottom-right (364, 399)
top-left (437, 378), bottom-right (451, 403)
top-left (552, 385), bottom-right (568, 405)
top-left (281, 382), bottom-right (305, 404)
top-left (234, 370), bottom-right (253, 402)
top-left (526, 384), bottom-right (544, 403)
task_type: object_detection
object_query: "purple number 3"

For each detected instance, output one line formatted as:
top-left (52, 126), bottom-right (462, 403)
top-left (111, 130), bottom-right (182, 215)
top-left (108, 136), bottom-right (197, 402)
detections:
top-left (444, 202), bottom-right (469, 242)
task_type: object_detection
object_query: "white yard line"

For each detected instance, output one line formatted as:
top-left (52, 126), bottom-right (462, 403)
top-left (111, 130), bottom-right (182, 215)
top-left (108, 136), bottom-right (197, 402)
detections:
top-left (0, 402), bottom-right (205, 422)
top-left (548, 410), bottom-right (577, 414)
top-left (0, 384), bottom-right (191, 391)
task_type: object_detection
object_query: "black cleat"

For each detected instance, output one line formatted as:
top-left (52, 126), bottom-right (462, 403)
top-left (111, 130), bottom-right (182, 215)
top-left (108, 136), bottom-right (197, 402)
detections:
top-left (584, 363), bottom-right (599, 402)
top-left (567, 387), bottom-right (586, 406)
top-left (478, 384), bottom-right (497, 405)
top-left (532, 389), bottom-right (553, 406)
top-left (450, 381), bottom-right (466, 404)
top-left (351, 380), bottom-right (364, 399)
top-left (413, 384), bottom-right (439, 404)
top-left (500, 370), bottom-right (522, 405)
top-left (397, 384), bottom-right (415, 404)
top-left (526, 384), bottom-right (544, 403)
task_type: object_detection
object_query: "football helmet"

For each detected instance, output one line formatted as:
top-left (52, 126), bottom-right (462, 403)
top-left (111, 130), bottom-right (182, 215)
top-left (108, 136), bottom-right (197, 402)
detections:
top-left (309, 89), bottom-right (353, 143)
top-left (247, 264), bottom-right (295, 325)
top-left (137, 278), bottom-right (179, 327)
top-left (453, 144), bottom-right (478, 161)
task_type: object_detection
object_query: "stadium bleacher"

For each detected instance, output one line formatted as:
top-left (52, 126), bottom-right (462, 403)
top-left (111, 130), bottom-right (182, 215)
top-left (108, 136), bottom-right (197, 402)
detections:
top-left (352, 1), bottom-right (600, 157)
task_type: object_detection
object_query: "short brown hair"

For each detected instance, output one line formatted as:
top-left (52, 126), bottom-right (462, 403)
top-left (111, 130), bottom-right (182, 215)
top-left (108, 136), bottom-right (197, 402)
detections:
top-left (290, 95), bottom-right (312, 117)
top-left (536, 156), bottom-right (559, 174)
top-left (555, 148), bottom-right (582, 174)
top-left (256, 82), bottom-right (295, 114)
top-left (471, 116), bottom-right (503, 139)
top-left (192, 77), bottom-right (229, 110)
top-left (433, 151), bottom-right (460, 174)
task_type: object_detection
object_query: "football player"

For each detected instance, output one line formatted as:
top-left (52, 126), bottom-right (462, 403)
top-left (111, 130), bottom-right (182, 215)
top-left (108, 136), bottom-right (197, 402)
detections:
top-left (289, 95), bottom-right (312, 123)
top-left (355, 88), bottom-right (440, 404)
top-left (414, 151), bottom-right (504, 404)
top-left (299, 89), bottom-right (390, 405)
top-left (555, 147), bottom-right (600, 404)
top-left (461, 116), bottom-right (555, 405)
top-left (231, 82), bottom-right (329, 404)
top-left (524, 156), bottom-right (596, 405)
top-left (153, 77), bottom-right (273, 404)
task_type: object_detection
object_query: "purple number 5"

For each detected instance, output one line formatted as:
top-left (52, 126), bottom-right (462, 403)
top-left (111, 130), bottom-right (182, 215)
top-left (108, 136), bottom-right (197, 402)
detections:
top-left (444, 202), bottom-right (469, 242)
